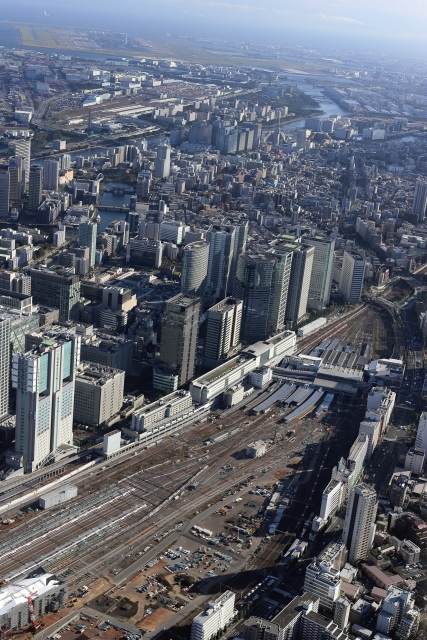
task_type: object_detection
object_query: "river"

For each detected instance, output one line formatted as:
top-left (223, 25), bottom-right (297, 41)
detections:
top-left (97, 181), bottom-right (132, 232)
top-left (278, 80), bottom-right (350, 131)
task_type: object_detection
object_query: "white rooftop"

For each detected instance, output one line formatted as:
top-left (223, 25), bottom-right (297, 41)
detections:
top-left (0, 574), bottom-right (61, 617)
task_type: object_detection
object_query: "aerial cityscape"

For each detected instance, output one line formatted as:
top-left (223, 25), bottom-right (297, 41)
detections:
top-left (1, 4), bottom-right (427, 640)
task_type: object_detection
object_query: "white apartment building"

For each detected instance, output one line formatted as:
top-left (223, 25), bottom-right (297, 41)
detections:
top-left (191, 591), bottom-right (235, 640)
top-left (43, 158), bottom-right (60, 191)
top-left (415, 412), bottom-right (427, 455)
top-left (376, 586), bottom-right (419, 639)
top-left (400, 540), bottom-right (420, 565)
top-left (303, 543), bottom-right (345, 612)
top-left (358, 419), bottom-right (382, 459)
top-left (333, 597), bottom-right (351, 630)
top-left (404, 448), bottom-right (425, 475)
top-left (347, 434), bottom-right (368, 483)
top-left (320, 478), bottom-right (343, 521)
top-left (342, 483), bottom-right (377, 564)
top-left (319, 434), bottom-right (368, 522)
top-left (366, 387), bottom-right (396, 426)
top-left (204, 297), bottom-right (242, 367)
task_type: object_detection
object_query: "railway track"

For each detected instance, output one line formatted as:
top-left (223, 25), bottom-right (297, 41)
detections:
top-left (0, 303), bottom-right (388, 592)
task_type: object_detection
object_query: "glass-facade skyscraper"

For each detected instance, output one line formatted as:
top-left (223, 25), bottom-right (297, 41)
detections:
top-left (0, 314), bottom-right (11, 420)
top-left (13, 330), bottom-right (81, 473)
top-left (233, 250), bottom-right (293, 344)
top-left (79, 219), bottom-right (98, 268)
top-left (30, 268), bottom-right (81, 322)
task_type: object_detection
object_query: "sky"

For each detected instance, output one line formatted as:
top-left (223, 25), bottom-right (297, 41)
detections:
top-left (1, 0), bottom-right (427, 57)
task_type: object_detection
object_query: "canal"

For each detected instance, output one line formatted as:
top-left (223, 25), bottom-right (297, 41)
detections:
top-left (97, 181), bottom-right (133, 232)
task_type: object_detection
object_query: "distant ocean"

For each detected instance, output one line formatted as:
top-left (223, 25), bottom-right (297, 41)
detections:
top-left (0, 2), bottom-right (421, 58)
top-left (0, 24), bottom-right (21, 48)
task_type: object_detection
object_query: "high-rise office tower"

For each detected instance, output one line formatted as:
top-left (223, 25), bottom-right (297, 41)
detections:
top-left (290, 208), bottom-right (299, 226)
top-left (136, 171), bottom-right (152, 198)
top-left (267, 247), bottom-right (294, 335)
top-left (233, 253), bottom-right (273, 344)
top-left (28, 165), bottom-right (43, 212)
top-left (13, 330), bottom-right (81, 472)
top-left (79, 219), bottom-right (98, 268)
top-left (30, 268), bottom-right (81, 322)
top-left (285, 244), bottom-right (314, 327)
top-left (303, 236), bottom-right (335, 310)
top-left (213, 123), bottom-right (238, 155)
top-left (154, 144), bottom-right (171, 179)
top-left (60, 154), bottom-right (72, 170)
top-left (412, 180), bottom-right (427, 222)
top-left (181, 241), bottom-right (210, 297)
top-left (0, 167), bottom-right (10, 218)
top-left (342, 483), bottom-right (377, 564)
top-left (206, 226), bottom-right (235, 299)
top-left (233, 250), bottom-right (292, 344)
top-left (228, 220), bottom-right (248, 293)
top-left (189, 122), bottom-right (213, 145)
top-left (159, 293), bottom-right (201, 386)
top-left (43, 158), bottom-right (60, 191)
top-left (9, 138), bottom-right (31, 182)
top-left (8, 157), bottom-right (25, 202)
top-left (204, 297), bottom-right (242, 367)
top-left (0, 314), bottom-right (11, 419)
top-left (339, 250), bottom-right (366, 303)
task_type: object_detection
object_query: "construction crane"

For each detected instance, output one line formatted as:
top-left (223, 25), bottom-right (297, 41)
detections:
top-left (0, 582), bottom-right (38, 632)
top-left (26, 593), bottom-right (38, 631)
top-left (301, 419), bottom-right (312, 456)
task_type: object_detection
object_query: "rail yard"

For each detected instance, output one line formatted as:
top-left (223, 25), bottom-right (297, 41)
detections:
top-left (0, 301), bottom-right (410, 639)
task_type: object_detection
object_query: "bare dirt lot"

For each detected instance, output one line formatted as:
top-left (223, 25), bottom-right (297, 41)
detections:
top-left (139, 607), bottom-right (175, 631)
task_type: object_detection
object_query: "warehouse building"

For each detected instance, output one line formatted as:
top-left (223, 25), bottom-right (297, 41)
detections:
top-left (39, 484), bottom-right (78, 509)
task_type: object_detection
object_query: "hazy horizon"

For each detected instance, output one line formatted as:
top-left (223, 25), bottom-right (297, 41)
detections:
top-left (1, 0), bottom-right (427, 59)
